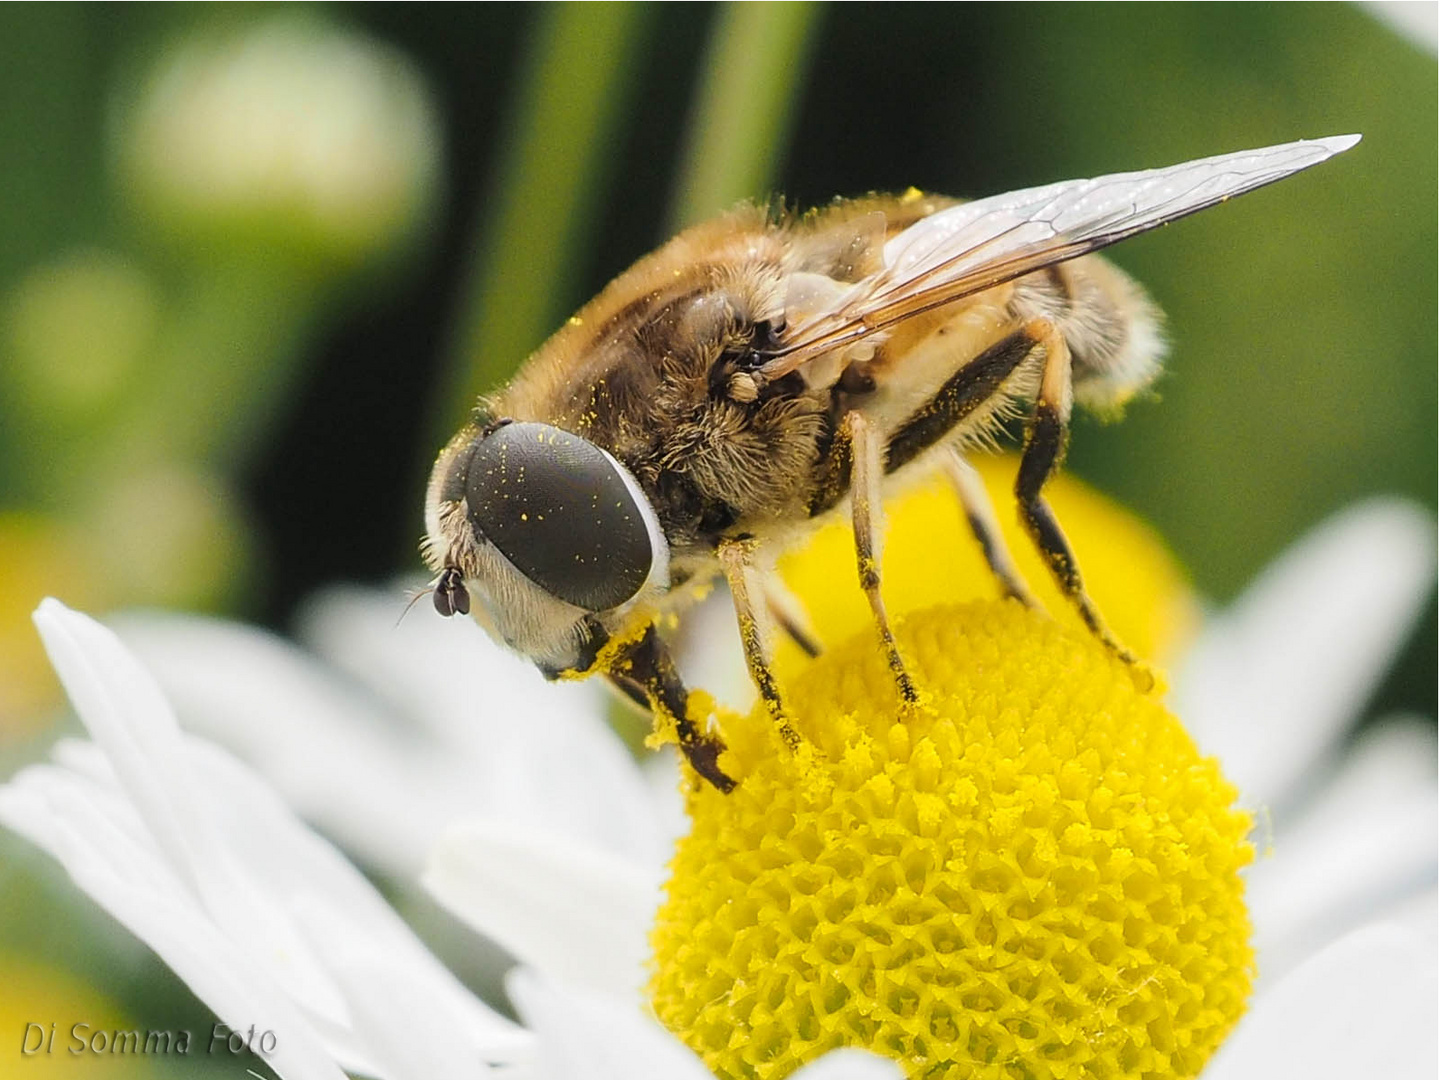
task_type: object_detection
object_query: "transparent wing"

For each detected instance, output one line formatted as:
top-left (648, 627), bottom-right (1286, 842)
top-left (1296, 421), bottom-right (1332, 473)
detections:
top-left (762, 134), bottom-right (1360, 377)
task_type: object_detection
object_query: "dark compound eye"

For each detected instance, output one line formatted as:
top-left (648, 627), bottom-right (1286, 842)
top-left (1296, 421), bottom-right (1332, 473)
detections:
top-left (463, 422), bottom-right (658, 612)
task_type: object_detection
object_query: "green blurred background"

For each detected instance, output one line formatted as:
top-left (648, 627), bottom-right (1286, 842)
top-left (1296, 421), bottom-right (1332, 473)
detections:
top-left (0, 4), bottom-right (1433, 1077)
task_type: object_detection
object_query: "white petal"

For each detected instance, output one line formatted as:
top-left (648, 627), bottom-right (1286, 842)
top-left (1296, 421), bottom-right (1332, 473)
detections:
top-left (641, 747), bottom-right (691, 851)
top-left (674, 584), bottom-right (755, 715)
top-left (425, 819), bottom-right (663, 999)
top-left (1173, 499), bottom-right (1435, 812)
top-left (299, 898), bottom-right (538, 1080)
top-left (1362, 1), bottom-right (1440, 53)
top-left (1205, 912), bottom-right (1438, 1080)
top-left (1, 764), bottom-right (201, 922)
top-left (0, 767), bottom-right (349, 1080)
top-left (1384, 886), bottom-right (1439, 937)
top-left (50, 736), bottom-right (366, 1053)
top-left (33, 605), bottom-right (358, 1041)
top-left (1247, 719), bottom-right (1438, 985)
top-left (114, 610), bottom-right (499, 876)
top-left (298, 584), bottom-right (595, 746)
top-left (31, 603), bottom-right (526, 1068)
top-left (35, 604), bottom-right (363, 1036)
top-left (506, 967), bottom-right (711, 1080)
top-left (182, 737), bottom-right (529, 1058)
top-left (790, 1049), bottom-right (906, 1080)
top-left (300, 585), bottom-right (668, 868)
top-left (33, 599), bottom-right (218, 896)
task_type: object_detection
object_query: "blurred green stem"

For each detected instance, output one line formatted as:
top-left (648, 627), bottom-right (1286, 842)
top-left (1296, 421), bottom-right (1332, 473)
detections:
top-left (669, 1), bottom-right (822, 230)
top-left (431, 3), bottom-right (649, 443)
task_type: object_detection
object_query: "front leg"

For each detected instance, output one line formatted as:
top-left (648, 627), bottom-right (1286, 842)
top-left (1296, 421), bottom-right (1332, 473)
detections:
top-left (845, 411), bottom-right (919, 704)
top-left (717, 539), bottom-right (803, 753)
top-left (611, 623), bottom-right (736, 792)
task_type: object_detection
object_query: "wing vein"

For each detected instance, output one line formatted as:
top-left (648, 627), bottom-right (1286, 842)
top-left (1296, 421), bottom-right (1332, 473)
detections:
top-left (761, 135), bottom-right (1359, 378)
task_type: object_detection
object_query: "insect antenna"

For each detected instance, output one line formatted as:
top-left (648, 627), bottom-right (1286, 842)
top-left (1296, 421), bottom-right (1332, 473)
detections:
top-left (395, 583), bottom-right (436, 628)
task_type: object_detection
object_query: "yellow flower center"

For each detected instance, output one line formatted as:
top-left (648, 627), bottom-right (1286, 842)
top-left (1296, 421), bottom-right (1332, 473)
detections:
top-left (650, 602), bottom-right (1253, 1079)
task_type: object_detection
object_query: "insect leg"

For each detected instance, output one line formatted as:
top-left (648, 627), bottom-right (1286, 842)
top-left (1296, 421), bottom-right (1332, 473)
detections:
top-left (883, 327), bottom-right (1040, 474)
top-left (940, 447), bottom-right (1038, 607)
top-left (762, 575), bottom-right (823, 659)
top-left (717, 540), bottom-right (803, 753)
top-left (846, 411), bottom-right (919, 704)
top-left (1015, 318), bottom-right (1149, 683)
top-left (614, 623), bottom-right (736, 792)
top-left (806, 324), bottom-right (1039, 521)
top-left (602, 670), bottom-right (652, 713)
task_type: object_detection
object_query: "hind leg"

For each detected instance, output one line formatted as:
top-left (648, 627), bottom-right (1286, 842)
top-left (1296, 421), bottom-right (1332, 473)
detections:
top-left (940, 447), bottom-right (1038, 608)
top-left (1013, 319), bottom-right (1149, 684)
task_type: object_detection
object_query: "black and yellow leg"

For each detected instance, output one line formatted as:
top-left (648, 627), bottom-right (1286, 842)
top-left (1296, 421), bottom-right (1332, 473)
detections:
top-left (940, 446), bottom-right (1038, 608)
top-left (718, 539), bottom-right (803, 752)
top-left (603, 669), bottom-right (652, 714)
top-left (845, 411), bottom-right (919, 704)
top-left (762, 576), bottom-right (823, 659)
top-left (883, 327), bottom-right (1040, 474)
top-left (612, 623), bottom-right (736, 792)
top-left (1015, 319), bottom-right (1149, 684)
top-left (860, 318), bottom-right (1142, 681)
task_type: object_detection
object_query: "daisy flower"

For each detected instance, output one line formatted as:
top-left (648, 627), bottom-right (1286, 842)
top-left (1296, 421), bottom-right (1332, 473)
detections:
top-left (5, 461), bottom-right (1435, 1078)
top-left (0, 599), bottom-right (901, 1080)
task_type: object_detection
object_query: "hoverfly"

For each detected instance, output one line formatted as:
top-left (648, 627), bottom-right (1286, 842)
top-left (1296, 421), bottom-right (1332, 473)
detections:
top-left (424, 135), bottom-right (1359, 792)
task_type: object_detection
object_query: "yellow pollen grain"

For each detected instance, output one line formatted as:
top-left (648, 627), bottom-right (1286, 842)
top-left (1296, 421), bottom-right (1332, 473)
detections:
top-left (650, 601), bottom-right (1253, 1080)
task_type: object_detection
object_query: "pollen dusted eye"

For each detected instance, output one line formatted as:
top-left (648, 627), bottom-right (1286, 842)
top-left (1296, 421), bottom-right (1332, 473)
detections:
top-left (464, 422), bottom-right (655, 612)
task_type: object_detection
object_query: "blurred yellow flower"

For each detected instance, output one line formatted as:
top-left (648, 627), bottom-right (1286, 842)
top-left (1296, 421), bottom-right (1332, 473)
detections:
top-left (0, 477), bottom-right (250, 741)
top-left (0, 955), bottom-right (155, 1079)
top-left (775, 456), bottom-right (1198, 674)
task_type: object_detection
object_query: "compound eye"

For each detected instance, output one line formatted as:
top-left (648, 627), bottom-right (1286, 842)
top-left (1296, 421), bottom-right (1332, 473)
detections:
top-left (464, 422), bottom-right (661, 612)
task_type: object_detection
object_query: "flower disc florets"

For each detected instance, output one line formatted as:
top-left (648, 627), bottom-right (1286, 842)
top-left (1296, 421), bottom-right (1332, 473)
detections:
top-left (651, 601), bottom-right (1253, 1080)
